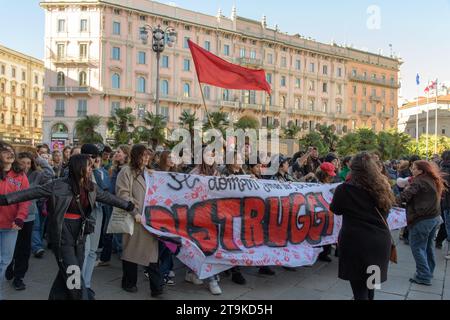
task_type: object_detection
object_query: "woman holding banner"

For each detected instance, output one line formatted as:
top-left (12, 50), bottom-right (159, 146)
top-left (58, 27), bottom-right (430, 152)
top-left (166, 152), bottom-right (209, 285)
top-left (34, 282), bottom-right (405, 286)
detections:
top-left (185, 147), bottom-right (223, 295)
top-left (116, 145), bottom-right (163, 297)
top-left (330, 152), bottom-right (395, 300)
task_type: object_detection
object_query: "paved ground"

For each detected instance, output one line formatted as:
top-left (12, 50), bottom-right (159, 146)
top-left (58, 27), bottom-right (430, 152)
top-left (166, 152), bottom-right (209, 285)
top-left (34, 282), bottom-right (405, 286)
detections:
top-left (4, 231), bottom-right (450, 300)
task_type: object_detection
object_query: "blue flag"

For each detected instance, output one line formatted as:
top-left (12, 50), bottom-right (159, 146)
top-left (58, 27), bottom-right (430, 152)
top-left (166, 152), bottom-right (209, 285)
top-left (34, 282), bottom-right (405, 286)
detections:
top-left (416, 74), bottom-right (420, 85)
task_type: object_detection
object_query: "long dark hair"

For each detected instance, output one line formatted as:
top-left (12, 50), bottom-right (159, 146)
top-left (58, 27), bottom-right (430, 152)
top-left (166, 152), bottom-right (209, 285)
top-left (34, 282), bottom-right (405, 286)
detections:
top-left (130, 144), bottom-right (151, 176)
top-left (0, 141), bottom-right (23, 180)
top-left (196, 148), bottom-right (218, 176)
top-left (414, 160), bottom-right (446, 198)
top-left (68, 154), bottom-right (94, 195)
top-left (158, 150), bottom-right (177, 172)
top-left (349, 152), bottom-right (395, 213)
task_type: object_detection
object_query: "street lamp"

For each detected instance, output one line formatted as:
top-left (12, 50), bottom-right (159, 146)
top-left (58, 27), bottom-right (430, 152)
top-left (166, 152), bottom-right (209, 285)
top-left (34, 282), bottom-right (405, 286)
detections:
top-left (140, 25), bottom-right (177, 115)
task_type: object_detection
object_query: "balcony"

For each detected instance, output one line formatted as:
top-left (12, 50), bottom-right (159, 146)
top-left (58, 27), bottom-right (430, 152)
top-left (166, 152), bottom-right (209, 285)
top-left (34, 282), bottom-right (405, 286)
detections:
top-left (266, 105), bottom-right (283, 113)
top-left (242, 103), bottom-right (262, 112)
top-left (309, 110), bottom-right (327, 118)
top-left (348, 74), bottom-right (401, 89)
top-left (359, 110), bottom-right (373, 117)
top-left (48, 86), bottom-right (91, 96)
top-left (333, 113), bottom-right (351, 120)
top-left (53, 56), bottom-right (97, 67)
top-left (178, 96), bottom-right (201, 105)
top-left (235, 57), bottom-right (263, 68)
top-left (379, 112), bottom-right (391, 119)
top-left (159, 95), bottom-right (179, 103)
top-left (369, 95), bottom-right (383, 103)
top-left (220, 100), bottom-right (239, 110)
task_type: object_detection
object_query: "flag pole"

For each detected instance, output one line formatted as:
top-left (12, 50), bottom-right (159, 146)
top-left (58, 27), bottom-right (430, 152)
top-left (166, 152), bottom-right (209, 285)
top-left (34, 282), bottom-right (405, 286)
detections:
top-left (435, 79), bottom-right (439, 155)
top-left (196, 78), bottom-right (214, 130)
top-left (416, 83), bottom-right (419, 148)
top-left (426, 81), bottom-right (430, 160)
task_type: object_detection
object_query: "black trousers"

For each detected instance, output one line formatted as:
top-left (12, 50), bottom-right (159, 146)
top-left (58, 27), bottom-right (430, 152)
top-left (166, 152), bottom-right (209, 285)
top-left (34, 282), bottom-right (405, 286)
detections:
top-left (436, 212), bottom-right (448, 245)
top-left (48, 219), bottom-right (90, 300)
top-left (350, 279), bottom-right (375, 301)
top-left (7, 221), bottom-right (33, 280)
top-left (122, 260), bottom-right (163, 293)
top-left (319, 245), bottom-right (332, 257)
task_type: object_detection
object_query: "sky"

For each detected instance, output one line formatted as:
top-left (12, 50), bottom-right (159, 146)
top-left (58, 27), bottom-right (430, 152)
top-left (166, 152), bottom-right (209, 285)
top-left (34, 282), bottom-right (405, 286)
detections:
top-left (1, 0), bottom-right (449, 101)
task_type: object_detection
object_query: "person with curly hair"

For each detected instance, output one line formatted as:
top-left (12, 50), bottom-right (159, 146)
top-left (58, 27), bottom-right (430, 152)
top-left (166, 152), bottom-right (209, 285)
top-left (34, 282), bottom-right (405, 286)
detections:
top-left (330, 152), bottom-right (396, 300)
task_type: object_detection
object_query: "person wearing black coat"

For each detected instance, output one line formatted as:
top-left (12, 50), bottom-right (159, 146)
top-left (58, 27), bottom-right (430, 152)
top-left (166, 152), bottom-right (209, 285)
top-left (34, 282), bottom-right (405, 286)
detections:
top-left (0, 154), bottom-right (137, 300)
top-left (330, 152), bottom-right (396, 300)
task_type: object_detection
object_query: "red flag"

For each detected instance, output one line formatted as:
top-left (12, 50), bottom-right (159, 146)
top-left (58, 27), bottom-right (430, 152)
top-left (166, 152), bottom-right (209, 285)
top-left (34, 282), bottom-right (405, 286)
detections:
top-left (188, 40), bottom-right (271, 94)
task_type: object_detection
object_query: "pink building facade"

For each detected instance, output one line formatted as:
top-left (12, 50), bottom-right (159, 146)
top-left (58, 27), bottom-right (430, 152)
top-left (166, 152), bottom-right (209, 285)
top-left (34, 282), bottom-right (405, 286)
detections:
top-left (41, 0), bottom-right (402, 146)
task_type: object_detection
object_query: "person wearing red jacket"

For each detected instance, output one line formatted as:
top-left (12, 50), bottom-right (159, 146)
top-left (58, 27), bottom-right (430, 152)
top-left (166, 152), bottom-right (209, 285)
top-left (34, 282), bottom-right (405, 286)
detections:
top-left (0, 141), bottom-right (30, 300)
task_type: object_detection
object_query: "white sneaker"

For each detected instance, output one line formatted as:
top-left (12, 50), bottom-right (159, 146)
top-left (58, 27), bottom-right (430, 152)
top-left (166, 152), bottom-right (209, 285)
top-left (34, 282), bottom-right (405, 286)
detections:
top-left (185, 271), bottom-right (203, 285)
top-left (445, 255), bottom-right (450, 260)
top-left (209, 280), bottom-right (222, 295)
top-left (168, 270), bottom-right (175, 278)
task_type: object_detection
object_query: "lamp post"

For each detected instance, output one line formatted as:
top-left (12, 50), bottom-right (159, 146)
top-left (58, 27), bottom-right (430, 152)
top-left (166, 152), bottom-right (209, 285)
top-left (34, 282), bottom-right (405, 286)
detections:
top-left (140, 25), bottom-right (177, 115)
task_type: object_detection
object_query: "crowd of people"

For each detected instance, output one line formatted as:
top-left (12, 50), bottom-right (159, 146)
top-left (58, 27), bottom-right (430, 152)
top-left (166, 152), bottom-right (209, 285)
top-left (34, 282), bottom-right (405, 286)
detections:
top-left (0, 139), bottom-right (449, 300)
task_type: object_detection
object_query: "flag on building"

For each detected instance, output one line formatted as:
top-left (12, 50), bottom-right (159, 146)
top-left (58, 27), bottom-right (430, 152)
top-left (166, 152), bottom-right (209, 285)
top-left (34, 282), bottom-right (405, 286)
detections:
top-left (416, 73), bottom-right (420, 86)
top-left (424, 80), bottom-right (437, 94)
top-left (188, 40), bottom-right (271, 94)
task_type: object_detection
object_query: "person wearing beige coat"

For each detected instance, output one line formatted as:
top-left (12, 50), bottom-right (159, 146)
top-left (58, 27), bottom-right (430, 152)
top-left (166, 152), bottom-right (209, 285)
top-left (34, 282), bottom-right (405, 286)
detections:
top-left (115, 145), bottom-right (162, 297)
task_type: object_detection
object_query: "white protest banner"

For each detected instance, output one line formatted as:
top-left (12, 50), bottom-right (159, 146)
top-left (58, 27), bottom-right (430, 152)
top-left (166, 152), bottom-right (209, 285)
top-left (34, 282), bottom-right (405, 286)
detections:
top-left (142, 172), bottom-right (406, 279)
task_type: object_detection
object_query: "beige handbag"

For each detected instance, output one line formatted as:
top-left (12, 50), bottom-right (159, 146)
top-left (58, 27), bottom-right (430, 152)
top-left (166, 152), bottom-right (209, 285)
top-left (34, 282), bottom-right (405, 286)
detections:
top-left (107, 172), bottom-right (135, 236)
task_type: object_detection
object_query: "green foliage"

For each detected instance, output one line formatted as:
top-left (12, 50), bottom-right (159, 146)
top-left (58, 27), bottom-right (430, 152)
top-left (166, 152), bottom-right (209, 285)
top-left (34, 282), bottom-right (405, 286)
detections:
top-left (235, 116), bottom-right (260, 130)
top-left (142, 112), bottom-right (168, 149)
top-left (107, 107), bottom-right (136, 147)
top-left (203, 111), bottom-right (230, 136)
top-left (300, 131), bottom-right (328, 156)
top-left (74, 115), bottom-right (104, 145)
top-left (407, 134), bottom-right (450, 159)
top-left (283, 123), bottom-right (301, 139)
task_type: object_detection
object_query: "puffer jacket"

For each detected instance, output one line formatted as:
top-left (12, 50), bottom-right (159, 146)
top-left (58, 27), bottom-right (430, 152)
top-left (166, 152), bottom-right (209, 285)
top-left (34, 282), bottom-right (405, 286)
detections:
top-left (440, 161), bottom-right (450, 210)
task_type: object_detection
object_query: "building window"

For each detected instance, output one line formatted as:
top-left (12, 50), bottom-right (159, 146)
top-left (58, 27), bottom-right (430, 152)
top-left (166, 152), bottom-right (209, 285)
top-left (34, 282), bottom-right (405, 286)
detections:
top-left (11, 85), bottom-right (16, 96)
top-left (161, 56), bottom-right (169, 68)
top-left (372, 103), bottom-right (376, 113)
top-left (337, 84), bottom-right (342, 95)
top-left (34, 118), bottom-right (38, 127)
top-left (160, 106), bottom-right (169, 122)
top-left (295, 78), bottom-right (301, 88)
top-left (322, 82), bottom-right (328, 93)
top-left (0, 65), bottom-right (4, 75)
top-left (57, 72), bottom-right (65, 86)
top-left (112, 73), bottom-right (120, 89)
top-left (323, 101), bottom-right (328, 112)
top-left (161, 80), bottom-right (169, 96)
top-left (21, 88), bottom-right (26, 97)
top-left (266, 73), bottom-right (272, 84)
top-left (79, 44), bottom-right (88, 59)
top-left (337, 68), bottom-right (342, 77)
top-left (443, 129), bottom-right (446, 135)
top-left (22, 71), bottom-right (26, 81)
top-left (138, 51), bottom-right (146, 64)
top-left (309, 99), bottom-right (315, 111)
top-left (352, 101), bottom-right (357, 113)
top-left (281, 76), bottom-right (286, 87)
top-left (183, 59), bottom-right (191, 71)
top-left (113, 22), bottom-right (121, 35)
top-left (137, 77), bottom-right (146, 93)
top-left (281, 57), bottom-right (287, 68)
top-left (34, 75), bottom-right (38, 85)
top-left (80, 19), bottom-right (88, 32)
top-left (240, 48), bottom-right (246, 58)
top-left (58, 19), bottom-right (65, 32)
top-left (267, 53), bottom-right (273, 64)
top-left (353, 86), bottom-right (357, 95)
top-left (112, 47), bottom-right (120, 60)
top-left (309, 80), bottom-right (315, 91)
top-left (77, 99), bottom-right (87, 117)
top-left (11, 115), bottom-right (15, 125)
top-left (57, 44), bottom-right (65, 59)
top-left (55, 99), bottom-right (65, 117)
top-left (79, 71), bottom-right (87, 86)
top-left (352, 69), bottom-right (357, 77)
top-left (0, 83), bottom-right (4, 93)
top-left (323, 65), bottom-right (328, 75)
top-left (183, 37), bottom-right (190, 49)
top-left (111, 101), bottom-right (120, 116)
top-left (294, 98), bottom-right (300, 109)
top-left (309, 63), bottom-right (315, 73)
top-left (11, 67), bottom-right (16, 78)
top-left (183, 83), bottom-right (190, 97)
top-left (203, 86), bottom-right (211, 100)
top-left (137, 104), bottom-right (146, 119)
top-left (390, 106), bottom-right (395, 117)
top-left (204, 41), bottom-right (211, 51)
top-left (372, 121), bottom-right (376, 131)
top-left (363, 87), bottom-right (367, 96)
top-left (224, 44), bottom-right (230, 56)
top-left (337, 103), bottom-right (342, 113)
top-left (223, 89), bottom-right (230, 101)
top-left (250, 50), bottom-right (257, 59)
top-left (280, 96), bottom-right (286, 108)
top-left (296, 60), bottom-right (301, 70)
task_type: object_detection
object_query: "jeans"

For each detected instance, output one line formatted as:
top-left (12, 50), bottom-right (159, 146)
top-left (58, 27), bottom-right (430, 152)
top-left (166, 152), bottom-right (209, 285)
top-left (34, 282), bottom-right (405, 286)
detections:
top-left (159, 241), bottom-right (174, 278)
top-left (6, 221), bottom-right (34, 280)
top-left (443, 209), bottom-right (450, 242)
top-left (100, 205), bottom-right (113, 263)
top-left (82, 207), bottom-right (103, 289)
top-left (409, 217), bottom-right (442, 284)
top-left (49, 219), bottom-right (89, 300)
top-left (0, 230), bottom-right (18, 300)
top-left (31, 211), bottom-right (46, 253)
